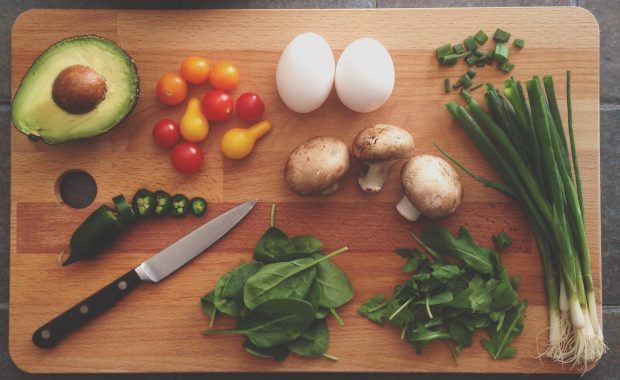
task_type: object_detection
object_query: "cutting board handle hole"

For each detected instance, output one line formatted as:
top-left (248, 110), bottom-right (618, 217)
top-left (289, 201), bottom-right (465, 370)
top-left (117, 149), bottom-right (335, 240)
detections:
top-left (55, 170), bottom-right (97, 209)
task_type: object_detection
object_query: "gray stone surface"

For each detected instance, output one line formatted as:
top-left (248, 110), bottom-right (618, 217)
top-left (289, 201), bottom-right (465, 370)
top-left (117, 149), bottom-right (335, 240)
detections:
top-left (1, 0), bottom-right (618, 379)
top-left (581, 0), bottom-right (620, 104)
top-left (601, 109), bottom-right (620, 305)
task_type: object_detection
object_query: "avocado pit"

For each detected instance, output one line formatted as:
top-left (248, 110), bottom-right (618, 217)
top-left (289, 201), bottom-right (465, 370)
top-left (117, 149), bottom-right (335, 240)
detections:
top-left (52, 65), bottom-right (106, 114)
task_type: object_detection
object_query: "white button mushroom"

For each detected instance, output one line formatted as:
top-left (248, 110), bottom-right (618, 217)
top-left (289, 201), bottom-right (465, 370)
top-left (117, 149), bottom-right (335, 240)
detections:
top-left (351, 124), bottom-right (415, 192)
top-left (396, 155), bottom-right (463, 221)
top-left (285, 136), bottom-right (350, 195)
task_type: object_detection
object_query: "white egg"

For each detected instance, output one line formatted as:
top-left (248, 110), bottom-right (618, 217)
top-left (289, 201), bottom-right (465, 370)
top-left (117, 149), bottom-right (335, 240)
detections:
top-left (335, 38), bottom-right (395, 113)
top-left (276, 32), bottom-right (335, 113)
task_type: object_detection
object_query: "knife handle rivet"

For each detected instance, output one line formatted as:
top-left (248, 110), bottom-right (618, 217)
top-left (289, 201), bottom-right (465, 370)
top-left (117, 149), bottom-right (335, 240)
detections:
top-left (118, 281), bottom-right (127, 290)
top-left (41, 330), bottom-right (51, 339)
top-left (79, 305), bottom-right (89, 314)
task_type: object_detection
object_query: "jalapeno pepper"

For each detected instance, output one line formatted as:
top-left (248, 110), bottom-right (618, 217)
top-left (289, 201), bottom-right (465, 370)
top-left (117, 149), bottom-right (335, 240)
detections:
top-left (153, 190), bottom-right (172, 216)
top-left (113, 194), bottom-right (136, 224)
top-left (132, 189), bottom-right (155, 217)
top-left (63, 205), bottom-right (125, 266)
top-left (171, 194), bottom-right (190, 217)
top-left (190, 197), bottom-right (207, 217)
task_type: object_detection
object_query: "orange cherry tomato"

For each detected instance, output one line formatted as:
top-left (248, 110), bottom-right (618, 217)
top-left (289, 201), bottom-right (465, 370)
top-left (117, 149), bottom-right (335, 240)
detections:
top-left (180, 56), bottom-right (210, 84)
top-left (208, 62), bottom-right (239, 91)
top-left (156, 72), bottom-right (188, 106)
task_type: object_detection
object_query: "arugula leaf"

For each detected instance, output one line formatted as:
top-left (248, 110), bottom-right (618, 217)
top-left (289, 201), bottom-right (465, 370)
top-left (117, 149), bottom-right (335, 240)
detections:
top-left (493, 231), bottom-right (513, 252)
top-left (214, 261), bottom-right (263, 316)
top-left (358, 294), bottom-right (388, 325)
top-left (422, 226), bottom-right (494, 275)
top-left (481, 300), bottom-right (527, 359)
top-left (446, 319), bottom-right (473, 353)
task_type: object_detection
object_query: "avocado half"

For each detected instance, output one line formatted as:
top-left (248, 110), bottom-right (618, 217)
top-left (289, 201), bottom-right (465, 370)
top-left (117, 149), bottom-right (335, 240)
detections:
top-left (12, 35), bottom-right (140, 144)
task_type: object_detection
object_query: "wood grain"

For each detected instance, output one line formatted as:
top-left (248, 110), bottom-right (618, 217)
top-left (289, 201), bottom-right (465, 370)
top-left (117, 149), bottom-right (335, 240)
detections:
top-left (9, 8), bottom-right (600, 374)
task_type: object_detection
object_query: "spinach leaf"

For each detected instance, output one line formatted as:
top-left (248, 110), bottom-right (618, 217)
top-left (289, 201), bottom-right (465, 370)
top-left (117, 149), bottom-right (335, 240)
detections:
top-left (203, 299), bottom-right (315, 348)
top-left (306, 281), bottom-right (321, 313)
top-left (287, 319), bottom-right (329, 357)
top-left (291, 235), bottom-right (323, 255)
top-left (315, 307), bottom-right (330, 319)
top-left (314, 254), bottom-right (354, 308)
top-left (214, 261), bottom-right (263, 316)
top-left (200, 291), bottom-right (217, 327)
top-left (244, 250), bottom-right (346, 310)
top-left (243, 339), bottom-right (290, 361)
top-left (243, 259), bottom-right (317, 310)
top-left (253, 227), bottom-right (296, 263)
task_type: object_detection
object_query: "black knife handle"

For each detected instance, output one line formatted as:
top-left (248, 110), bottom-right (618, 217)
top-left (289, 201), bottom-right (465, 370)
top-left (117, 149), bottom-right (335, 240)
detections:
top-left (33, 269), bottom-right (142, 349)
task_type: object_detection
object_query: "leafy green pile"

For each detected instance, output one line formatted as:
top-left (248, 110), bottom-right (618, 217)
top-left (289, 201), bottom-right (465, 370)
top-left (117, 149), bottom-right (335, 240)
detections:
top-left (359, 226), bottom-right (526, 360)
top-left (201, 204), bottom-right (352, 361)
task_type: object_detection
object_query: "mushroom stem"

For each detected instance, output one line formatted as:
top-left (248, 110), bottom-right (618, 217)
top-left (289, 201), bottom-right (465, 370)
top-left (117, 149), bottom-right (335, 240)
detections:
top-left (320, 182), bottom-right (340, 195)
top-left (358, 163), bottom-right (393, 192)
top-left (396, 196), bottom-right (421, 221)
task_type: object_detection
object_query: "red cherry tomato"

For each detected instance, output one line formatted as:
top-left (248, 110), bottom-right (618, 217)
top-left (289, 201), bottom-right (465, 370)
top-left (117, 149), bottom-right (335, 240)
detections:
top-left (170, 142), bottom-right (204, 174)
top-left (201, 90), bottom-right (234, 122)
top-left (236, 92), bottom-right (265, 122)
top-left (152, 118), bottom-right (180, 149)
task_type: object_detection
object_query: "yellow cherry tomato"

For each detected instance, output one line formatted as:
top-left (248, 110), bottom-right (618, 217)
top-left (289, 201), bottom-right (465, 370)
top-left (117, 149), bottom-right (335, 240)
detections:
top-left (180, 98), bottom-right (209, 142)
top-left (221, 121), bottom-right (271, 159)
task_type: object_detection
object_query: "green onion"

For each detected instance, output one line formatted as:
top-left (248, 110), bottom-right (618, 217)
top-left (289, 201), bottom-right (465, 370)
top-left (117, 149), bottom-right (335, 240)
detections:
top-left (443, 74), bottom-right (607, 368)
top-left (493, 28), bottom-right (511, 43)
top-left (500, 62), bottom-right (515, 73)
top-left (473, 49), bottom-right (484, 57)
top-left (494, 43), bottom-right (509, 63)
top-left (440, 53), bottom-right (466, 66)
top-left (459, 74), bottom-right (473, 88)
top-left (474, 30), bottom-right (489, 44)
top-left (465, 54), bottom-right (480, 66)
top-left (453, 43), bottom-right (465, 54)
top-left (444, 78), bottom-right (451, 93)
top-left (466, 68), bottom-right (477, 78)
top-left (514, 38), bottom-right (525, 48)
top-left (452, 81), bottom-right (463, 90)
top-left (436, 43), bottom-right (452, 60)
top-left (464, 36), bottom-right (477, 51)
top-left (470, 83), bottom-right (483, 91)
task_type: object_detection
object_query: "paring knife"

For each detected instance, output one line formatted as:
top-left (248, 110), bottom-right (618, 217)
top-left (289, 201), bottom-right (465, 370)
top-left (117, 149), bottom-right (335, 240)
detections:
top-left (32, 199), bottom-right (257, 349)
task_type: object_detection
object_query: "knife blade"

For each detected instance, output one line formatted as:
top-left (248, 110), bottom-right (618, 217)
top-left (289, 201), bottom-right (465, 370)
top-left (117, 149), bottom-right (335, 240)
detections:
top-left (33, 199), bottom-right (257, 349)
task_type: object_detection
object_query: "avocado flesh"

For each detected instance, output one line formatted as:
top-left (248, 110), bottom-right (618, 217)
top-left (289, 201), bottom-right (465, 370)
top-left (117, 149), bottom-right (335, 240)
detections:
top-left (12, 35), bottom-right (139, 144)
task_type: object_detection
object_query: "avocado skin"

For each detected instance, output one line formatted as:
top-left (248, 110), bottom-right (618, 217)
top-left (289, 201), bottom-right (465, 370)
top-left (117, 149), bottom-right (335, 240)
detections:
top-left (11, 35), bottom-right (140, 144)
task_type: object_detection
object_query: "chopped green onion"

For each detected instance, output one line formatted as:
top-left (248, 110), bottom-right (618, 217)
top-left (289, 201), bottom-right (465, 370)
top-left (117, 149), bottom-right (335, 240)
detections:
top-left (465, 54), bottom-right (480, 66)
top-left (452, 81), bottom-right (463, 89)
top-left (459, 74), bottom-right (473, 88)
top-left (476, 60), bottom-right (486, 67)
top-left (493, 28), bottom-right (511, 43)
top-left (436, 43), bottom-right (452, 60)
top-left (494, 43), bottom-right (509, 63)
top-left (470, 83), bottom-right (483, 91)
top-left (440, 53), bottom-right (465, 65)
top-left (514, 38), bottom-right (525, 48)
top-left (473, 49), bottom-right (484, 57)
top-left (464, 36), bottom-right (477, 51)
top-left (467, 68), bottom-right (477, 78)
top-left (500, 62), bottom-right (515, 73)
top-left (444, 78), bottom-right (451, 93)
top-left (453, 43), bottom-right (465, 54)
top-left (474, 30), bottom-right (489, 44)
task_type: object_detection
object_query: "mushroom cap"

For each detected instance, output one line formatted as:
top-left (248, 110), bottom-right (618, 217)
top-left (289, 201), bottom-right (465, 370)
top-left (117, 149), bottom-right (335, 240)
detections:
top-left (285, 136), bottom-right (350, 195)
top-left (351, 124), bottom-right (415, 164)
top-left (400, 155), bottom-right (462, 219)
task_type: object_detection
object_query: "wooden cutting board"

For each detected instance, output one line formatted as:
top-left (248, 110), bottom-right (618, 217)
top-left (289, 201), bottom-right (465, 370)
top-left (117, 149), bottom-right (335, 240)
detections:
top-left (9, 8), bottom-right (600, 374)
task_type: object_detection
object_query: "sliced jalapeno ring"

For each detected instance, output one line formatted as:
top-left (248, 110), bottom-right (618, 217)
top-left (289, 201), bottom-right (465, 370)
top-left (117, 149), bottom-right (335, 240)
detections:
top-left (190, 197), bottom-right (207, 217)
top-left (153, 190), bottom-right (172, 216)
top-left (112, 194), bottom-right (135, 224)
top-left (171, 194), bottom-right (189, 217)
top-left (132, 189), bottom-right (155, 217)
